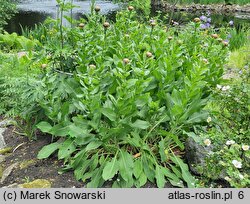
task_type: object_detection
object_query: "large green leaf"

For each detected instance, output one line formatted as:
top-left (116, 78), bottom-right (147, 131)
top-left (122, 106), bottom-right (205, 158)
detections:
top-left (89, 153), bottom-right (99, 171)
top-left (37, 142), bottom-right (61, 159)
top-left (74, 158), bottom-right (91, 181)
top-left (142, 155), bottom-right (155, 182)
top-left (158, 139), bottom-right (167, 163)
top-left (135, 94), bottom-right (151, 108)
top-left (169, 132), bottom-right (184, 150)
top-left (68, 124), bottom-right (86, 138)
top-left (81, 172), bottom-right (93, 182)
top-left (72, 149), bottom-right (86, 169)
top-left (170, 155), bottom-right (196, 188)
top-left (118, 149), bottom-right (134, 181)
top-left (87, 164), bottom-right (105, 188)
top-left (138, 172), bottom-right (147, 187)
top-left (133, 159), bottom-right (143, 179)
top-left (75, 134), bottom-right (95, 145)
top-left (169, 179), bottom-right (185, 188)
top-left (101, 108), bottom-right (116, 121)
top-left (112, 176), bottom-right (134, 188)
top-left (155, 165), bottom-right (166, 188)
top-left (130, 120), bottom-right (150, 129)
top-left (127, 132), bottom-right (142, 148)
top-left (102, 157), bottom-right (119, 181)
top-left (180, 97), bottom-right (206, 122)
top-left (183, 131), bottom-right (201, 143)
top-left (36, 121), bottom-right (52, 133)
top-left (50, 124), bottom-right (70, 136)
top-left (126, 79), bottom-right (138, 88)
top-left (161, 167), bottom-right (184, 188)
top-left (58, 138), bottom-right (76, 159)
top-left (162, 167), bottom-right (180, 182)
top-left (185, 111), bottom-right (209, 124)
top-left (85, 140), bottom-right (102, 151)
top-left (170, 164), bottom-right (182, 178)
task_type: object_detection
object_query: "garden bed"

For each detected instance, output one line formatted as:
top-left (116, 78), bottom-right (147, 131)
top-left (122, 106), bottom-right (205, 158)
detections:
top-left (1, 119), bottom-right (173, 188)
top-left (0, 121), bottom-right (85, 188)
top-left (0, 118), bottom-right (232, 188)
top-left (0, 0), bottom-right (249, 188)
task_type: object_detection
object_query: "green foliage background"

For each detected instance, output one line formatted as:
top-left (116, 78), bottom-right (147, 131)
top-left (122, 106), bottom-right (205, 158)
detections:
top-left (0, 0), bottom-right (17, 30)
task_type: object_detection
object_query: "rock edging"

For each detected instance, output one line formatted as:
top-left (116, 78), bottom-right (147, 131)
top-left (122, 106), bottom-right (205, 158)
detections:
top-left (153, 3), bottom-right (250, 14)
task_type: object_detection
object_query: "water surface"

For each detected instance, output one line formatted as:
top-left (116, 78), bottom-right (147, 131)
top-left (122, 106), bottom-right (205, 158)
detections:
top-left (5, 0), bottom-right (250, 34)
top-left (6, 0), bottom-right (121, 33)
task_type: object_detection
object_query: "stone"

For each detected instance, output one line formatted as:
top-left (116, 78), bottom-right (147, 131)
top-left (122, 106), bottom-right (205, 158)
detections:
top-left (185, 137), bottom-right (213, 175)
top-left (0, 120), bottom-right (12, 128)
top-left (19, 179), bottom-right (51, 188)
top-left (0, 166), bottom-right (3, 178)
top-left (158, 3), bottom-right (250, 14)
top-left (0, 162), bottom-right (19, 183)
top-left (185, 138), bottom-right (231, 181)
top-left (0, 119), bottom-right (13, 149)
top-left (0, 147), bottom-right (13, 155)
top-left (0, 155), bottom-right (6, 164)
top-left (0, 128), bottom-right (6, 149)
top-left (2, 183), bottom-right (19, 188)
top-left (19, 159), bottom-right (37, 169)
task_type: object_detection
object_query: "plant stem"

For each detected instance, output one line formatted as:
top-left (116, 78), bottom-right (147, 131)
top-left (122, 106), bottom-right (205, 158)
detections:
top-left (167, 0), bottom-right (179, 31)
top-left (143, 114), bottom-right (170, 143)
top-left (60, 1), bottom-right (65, 49)
top-left (70, 0), bottom-right (73, 28)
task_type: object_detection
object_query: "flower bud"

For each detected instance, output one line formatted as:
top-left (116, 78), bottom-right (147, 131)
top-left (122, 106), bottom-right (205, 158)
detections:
top-left (89, 64), bottom-right (96, 69)
top-left (222, 41), bottom-right (229, 46)
top-left (202, 58), bottom-right (208, 64)
top-left (177, 40), bottom-right (183, 45)
top-left (78, 23), bottom-right (85, 29)
top-left (94, 5), bottom-right (101, 12)
top-left (217, 38), bottom-right (223, 42)
top-left (194, 18), bottom-right (201, 23)
top-left (133, 152), bottom-right (141, 158)
top-left (41, 64), bottom-right (47, 69)
top-left (123, 58), bottom-right (130, 64)
top-left (128, 6), bottom-right (134, 11)
top-left (17, 51), bottom-right (27, 58)
top-left (150, 20), bottom-right (156, 27)
top-left (151, 22), bottom-right (156, 27)
top-left (146, 52), bottom-right (153, 58)
top-left (103, 22), bottom-right (110, 28)
top-left (211, 34), bottom-right (219, 39)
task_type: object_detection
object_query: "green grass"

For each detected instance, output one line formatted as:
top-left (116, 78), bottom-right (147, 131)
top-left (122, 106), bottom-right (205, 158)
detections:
top-left (228, 27), bottom-right (250, 51)
top-left (228, 44), bottom-right (250, 70)
top-left (227, 27), bottom-right (250, 68)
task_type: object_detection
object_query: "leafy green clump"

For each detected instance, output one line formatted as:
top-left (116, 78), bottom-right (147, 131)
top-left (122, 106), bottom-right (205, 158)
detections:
top-left (0, 1), bottom-right (237, 188)
top-left (0, 32), bottom-right (39, 51)
top-left (20, 5), bottom-right (229, 188)
top-left (0, 0), bottom-right (17, 30)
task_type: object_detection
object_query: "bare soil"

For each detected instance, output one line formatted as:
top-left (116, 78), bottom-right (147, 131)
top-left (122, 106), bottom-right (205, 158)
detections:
top-left (0, 124), bottom-right (85, 188)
